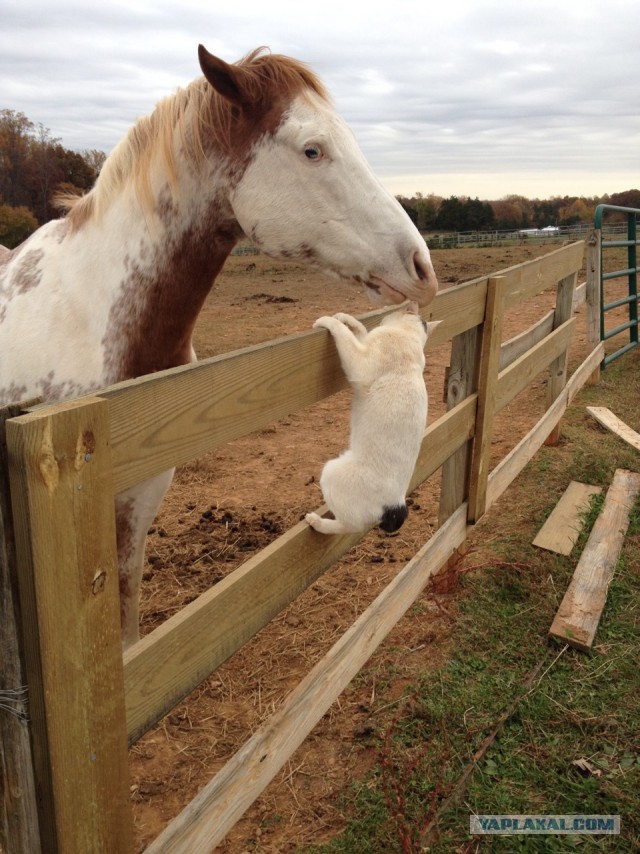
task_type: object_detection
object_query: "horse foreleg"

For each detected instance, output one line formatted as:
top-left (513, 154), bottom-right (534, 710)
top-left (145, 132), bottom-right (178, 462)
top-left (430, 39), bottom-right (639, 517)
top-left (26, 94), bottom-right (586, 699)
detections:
top-left (115, 469), bottom-right (175, 649)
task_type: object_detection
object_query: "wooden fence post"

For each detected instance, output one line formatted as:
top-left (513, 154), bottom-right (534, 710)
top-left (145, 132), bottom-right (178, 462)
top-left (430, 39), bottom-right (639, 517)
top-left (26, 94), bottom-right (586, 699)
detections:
top-left (467, 276), bottom-right (507, 524)
top-left (1, 401), bottom-right (41, 854)
top-left (586, 228), bottom-right (602, 384)
top-left (438, 326), bottom-right (480, 524)
top-left (545, 271), bottom-right (578, 446)
top-left (6, 397), bottom-right (133, 853)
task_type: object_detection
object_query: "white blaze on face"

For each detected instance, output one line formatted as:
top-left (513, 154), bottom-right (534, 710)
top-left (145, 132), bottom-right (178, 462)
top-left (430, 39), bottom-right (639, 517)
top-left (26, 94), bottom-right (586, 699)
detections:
top-left (230, 93), bottom-right (438, 307)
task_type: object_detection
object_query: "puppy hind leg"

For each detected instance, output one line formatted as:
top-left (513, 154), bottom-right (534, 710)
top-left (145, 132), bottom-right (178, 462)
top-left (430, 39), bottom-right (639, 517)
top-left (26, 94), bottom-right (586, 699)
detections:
top-left (305, 512), bottom-right (354, 535)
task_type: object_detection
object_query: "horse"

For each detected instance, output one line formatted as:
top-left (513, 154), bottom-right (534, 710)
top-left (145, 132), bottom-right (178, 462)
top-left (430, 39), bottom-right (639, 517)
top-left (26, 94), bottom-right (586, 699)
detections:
top-left (0, 45), bottom-right (438, 648)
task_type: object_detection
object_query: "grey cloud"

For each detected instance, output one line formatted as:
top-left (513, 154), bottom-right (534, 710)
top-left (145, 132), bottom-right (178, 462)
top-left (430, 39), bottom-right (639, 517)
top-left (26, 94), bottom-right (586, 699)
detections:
top-left (0, 0), bottom-right (638, 196)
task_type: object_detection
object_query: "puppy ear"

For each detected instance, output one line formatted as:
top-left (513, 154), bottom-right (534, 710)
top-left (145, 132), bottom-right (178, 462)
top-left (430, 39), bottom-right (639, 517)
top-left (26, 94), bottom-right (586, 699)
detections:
top-left (425, 319), bottom-right (443, 337)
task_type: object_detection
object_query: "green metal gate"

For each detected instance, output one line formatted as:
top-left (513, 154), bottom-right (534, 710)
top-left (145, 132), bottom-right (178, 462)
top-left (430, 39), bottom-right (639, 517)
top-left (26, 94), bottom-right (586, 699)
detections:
top-left (594, 203), bottom-right (640, 367)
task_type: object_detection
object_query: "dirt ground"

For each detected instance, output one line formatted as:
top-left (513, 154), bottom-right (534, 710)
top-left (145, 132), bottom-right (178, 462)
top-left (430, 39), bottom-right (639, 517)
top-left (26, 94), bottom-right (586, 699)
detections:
top-left (129, 242), bottom-right (593, 852)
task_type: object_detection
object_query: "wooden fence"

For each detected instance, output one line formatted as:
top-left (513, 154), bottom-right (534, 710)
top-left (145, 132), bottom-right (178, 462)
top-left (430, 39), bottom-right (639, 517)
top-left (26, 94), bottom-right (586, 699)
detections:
top-left (1, 240), bottom-right (605, 853)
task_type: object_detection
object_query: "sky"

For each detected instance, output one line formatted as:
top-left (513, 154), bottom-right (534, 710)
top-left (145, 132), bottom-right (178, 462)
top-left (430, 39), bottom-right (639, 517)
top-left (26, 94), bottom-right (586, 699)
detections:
top-left (1, 0), bottom-right (638, 200)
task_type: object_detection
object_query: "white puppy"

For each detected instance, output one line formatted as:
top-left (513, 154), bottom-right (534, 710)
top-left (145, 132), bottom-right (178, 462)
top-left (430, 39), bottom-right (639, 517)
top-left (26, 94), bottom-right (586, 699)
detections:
top-left (306, 304), bottom-right (440, 535)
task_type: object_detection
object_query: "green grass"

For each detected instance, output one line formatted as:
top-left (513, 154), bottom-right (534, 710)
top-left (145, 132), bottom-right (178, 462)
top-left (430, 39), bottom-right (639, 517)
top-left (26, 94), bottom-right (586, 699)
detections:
top-left (303, 348), bottom-right (640, 853)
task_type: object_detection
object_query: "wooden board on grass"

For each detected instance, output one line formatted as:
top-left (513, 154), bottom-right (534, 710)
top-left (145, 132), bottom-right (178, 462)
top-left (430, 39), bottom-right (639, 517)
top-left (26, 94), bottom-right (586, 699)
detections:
top-left (549, 469), bottom-right (640, 652)
top-left (533, 481), bottom-right (602, 556)
top-left (586, 406), bottom-right (640, 453)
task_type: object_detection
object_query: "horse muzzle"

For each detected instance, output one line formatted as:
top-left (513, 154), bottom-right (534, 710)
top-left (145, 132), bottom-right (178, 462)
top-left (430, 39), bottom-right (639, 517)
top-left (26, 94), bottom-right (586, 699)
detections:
top-left (366, 266), bottom-right (438, 307)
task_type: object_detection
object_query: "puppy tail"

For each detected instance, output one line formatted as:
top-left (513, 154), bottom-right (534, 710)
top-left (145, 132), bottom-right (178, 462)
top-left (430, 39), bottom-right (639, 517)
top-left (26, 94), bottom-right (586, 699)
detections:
top-left (379, 504), bottom-right (408, 533)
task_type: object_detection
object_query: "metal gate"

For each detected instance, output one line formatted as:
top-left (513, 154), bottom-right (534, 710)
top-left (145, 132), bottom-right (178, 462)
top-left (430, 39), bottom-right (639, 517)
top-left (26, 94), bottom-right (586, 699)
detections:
top-left (594, 203), bottom-right (640, 367)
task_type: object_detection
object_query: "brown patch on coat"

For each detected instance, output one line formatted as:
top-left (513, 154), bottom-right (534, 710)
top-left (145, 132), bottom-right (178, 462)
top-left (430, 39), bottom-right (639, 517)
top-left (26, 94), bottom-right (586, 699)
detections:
top-left (115, 499), bottom-right (136, 563)
top-left (101, 211), bottom-right (243, 383)
top-left (35, 371), bottom-right (95, 404)
top-left (12, 248), bottom-right (44, 295)
top-left (0, 382), bottom-right (29, 405)
top-left (0, 244), bottom-right (41, 324)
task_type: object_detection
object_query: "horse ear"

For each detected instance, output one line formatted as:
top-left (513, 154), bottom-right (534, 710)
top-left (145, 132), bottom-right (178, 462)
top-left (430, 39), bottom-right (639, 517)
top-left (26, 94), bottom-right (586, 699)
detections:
top-left (198, 45), bottom-right (254, 106)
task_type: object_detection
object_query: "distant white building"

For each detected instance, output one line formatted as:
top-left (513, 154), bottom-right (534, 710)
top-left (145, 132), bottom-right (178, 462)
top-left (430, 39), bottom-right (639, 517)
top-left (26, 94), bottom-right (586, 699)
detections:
top-left (518, 226), bottom-right (560, 235)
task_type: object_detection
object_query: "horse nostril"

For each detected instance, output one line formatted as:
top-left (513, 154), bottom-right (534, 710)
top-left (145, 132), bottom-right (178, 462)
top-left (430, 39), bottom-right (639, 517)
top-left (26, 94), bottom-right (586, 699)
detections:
top-left (413, 251), bottom-right (428, 281)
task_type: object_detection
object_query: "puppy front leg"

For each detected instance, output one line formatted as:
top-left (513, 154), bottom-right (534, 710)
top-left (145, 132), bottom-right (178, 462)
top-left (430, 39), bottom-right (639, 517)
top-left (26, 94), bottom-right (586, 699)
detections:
top-left (313, 315), bottom-right (366, 380)
top-left (333, 313), bottom-right (368, 340)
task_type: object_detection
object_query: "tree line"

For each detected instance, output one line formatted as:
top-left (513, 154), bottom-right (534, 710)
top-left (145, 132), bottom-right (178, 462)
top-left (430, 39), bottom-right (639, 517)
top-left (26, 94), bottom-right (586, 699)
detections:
top-left (397, 188), bottom-right (640, 234)
top-left (0, 108), bottom-right (105, 247)
top-left (1, 107), bottom-right (639, 248)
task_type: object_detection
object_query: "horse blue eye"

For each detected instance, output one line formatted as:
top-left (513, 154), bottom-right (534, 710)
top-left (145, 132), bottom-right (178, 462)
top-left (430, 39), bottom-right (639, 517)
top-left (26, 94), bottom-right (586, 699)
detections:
top-left (304, 145), bottom-right (321, 160)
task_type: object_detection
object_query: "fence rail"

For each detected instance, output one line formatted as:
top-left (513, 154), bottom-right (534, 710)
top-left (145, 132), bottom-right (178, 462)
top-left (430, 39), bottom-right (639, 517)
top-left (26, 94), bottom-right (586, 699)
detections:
top-left (422, 221), bottom-right (624, 250)
top-left (2, 240), bottom-right (603, 853)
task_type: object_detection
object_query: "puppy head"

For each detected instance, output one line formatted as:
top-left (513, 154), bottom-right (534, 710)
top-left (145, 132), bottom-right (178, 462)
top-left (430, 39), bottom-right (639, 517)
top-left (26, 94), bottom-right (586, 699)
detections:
top-left (382, 303), bottom-right (442, 349)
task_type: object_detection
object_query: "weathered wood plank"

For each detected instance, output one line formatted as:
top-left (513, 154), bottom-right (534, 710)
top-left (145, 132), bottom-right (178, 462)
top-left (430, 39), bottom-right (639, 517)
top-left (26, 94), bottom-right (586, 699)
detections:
top-left (549, 469), bottom-right (640, 651)
top-left (143, 504), bottom-right (469, 854)
top-left (502, 241), bottom-right (584, 310)
top-left (0, 401), bottom-right (42, 854)
top-left (532, 481), bottom-right (603, 555)
top-left (124, 395), bottom-right (476, 743)
top-left (545, 271), bottom-right (577, 446)
top-left (438, 327), bottom-right (480, 523)
top-left (437, 253), bottom-right (581, 526)
top-left (586, 406), bottom-right (640, 453)
top-left (445, 241), bottom-right (583, 318)
top-left (499, 309), bottom-right (555, 372)
top-left (437, 314), bottom-right (577, 525)
top-left (468, 277), bottom-right (506, 523)
top-left (486, 343), bottom-right (605, 514)
top-left (6, 398), bottom-right (133, 852)
top-left (496, 317), bottom-right (575, 413)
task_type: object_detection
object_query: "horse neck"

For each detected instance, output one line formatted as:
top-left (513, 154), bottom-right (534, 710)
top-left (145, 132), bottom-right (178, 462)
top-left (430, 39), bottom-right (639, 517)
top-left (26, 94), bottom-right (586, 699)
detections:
top-left (100, 164), bottom-right (242, 383)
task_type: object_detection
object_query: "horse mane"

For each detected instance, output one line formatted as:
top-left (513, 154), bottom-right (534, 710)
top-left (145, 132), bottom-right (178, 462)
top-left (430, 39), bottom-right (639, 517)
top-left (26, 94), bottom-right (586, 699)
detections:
top-left (60, 48), bottom-right (329, 229)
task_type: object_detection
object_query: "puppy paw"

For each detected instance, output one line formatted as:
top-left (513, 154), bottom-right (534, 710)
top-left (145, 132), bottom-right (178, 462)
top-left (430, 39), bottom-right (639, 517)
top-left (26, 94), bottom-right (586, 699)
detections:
top-left (305, 512), bottom-right (322, 530)
top-left (333, 313), bottom-right (366, 337)
top-left (313, 316), bottom-right (333, 330)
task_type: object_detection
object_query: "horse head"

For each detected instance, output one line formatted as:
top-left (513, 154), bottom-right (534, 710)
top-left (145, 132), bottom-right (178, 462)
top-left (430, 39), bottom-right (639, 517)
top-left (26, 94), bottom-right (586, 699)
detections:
top-left (198, 46), bottom-right (438, 307)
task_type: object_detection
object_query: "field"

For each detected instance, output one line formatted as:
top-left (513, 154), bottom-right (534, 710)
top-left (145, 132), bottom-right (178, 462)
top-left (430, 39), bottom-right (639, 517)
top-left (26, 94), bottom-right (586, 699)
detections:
top-left (128, 242), bottom-right (639, 851)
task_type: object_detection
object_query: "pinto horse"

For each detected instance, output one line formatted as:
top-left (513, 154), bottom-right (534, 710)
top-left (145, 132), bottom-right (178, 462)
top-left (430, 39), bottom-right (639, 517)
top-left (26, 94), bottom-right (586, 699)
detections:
top-left (0, 45), bottom-right (438, 647)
